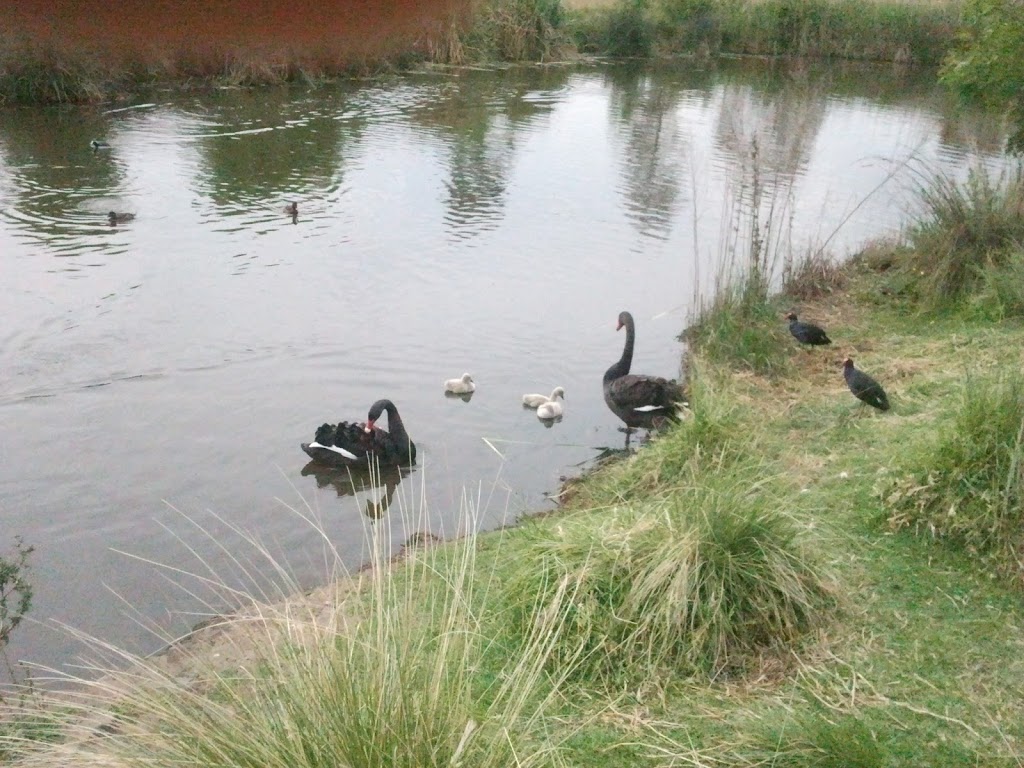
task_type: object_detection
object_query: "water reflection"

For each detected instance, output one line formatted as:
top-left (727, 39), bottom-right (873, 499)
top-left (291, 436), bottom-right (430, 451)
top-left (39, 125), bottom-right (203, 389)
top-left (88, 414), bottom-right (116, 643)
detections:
top-left (606, 64), bottom-right (690, 241)
top-left (194, 88), bottom-right (362, 221)
top-left (0, 108), bottom-right (130, 253)
top-left (406, 67), bottom-right (570, 240)
top-left (300, 462), bottom-right (412, 521)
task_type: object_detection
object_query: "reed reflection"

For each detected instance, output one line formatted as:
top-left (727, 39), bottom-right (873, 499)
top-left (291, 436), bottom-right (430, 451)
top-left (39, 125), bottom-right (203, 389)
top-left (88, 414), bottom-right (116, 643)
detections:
top-left (606, 64), bottom-right (690, 241)
top-left (408, 67), bottom-right (570, 240)
top-left (301, 462), bottom-right (412, 521)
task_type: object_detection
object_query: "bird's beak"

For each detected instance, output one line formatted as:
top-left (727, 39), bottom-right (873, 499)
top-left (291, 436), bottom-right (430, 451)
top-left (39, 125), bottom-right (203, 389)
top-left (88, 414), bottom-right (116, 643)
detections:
top-left (364, 420), bottom-right (375, 433)
top-left (616, 320), bottom-right (623, 330)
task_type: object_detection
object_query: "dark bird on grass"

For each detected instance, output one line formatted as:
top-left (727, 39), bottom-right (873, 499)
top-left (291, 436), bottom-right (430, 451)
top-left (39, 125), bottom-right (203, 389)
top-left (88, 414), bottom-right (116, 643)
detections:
top-left (603, 310), bottom-right (687, 432)
top-left (843, 357), bottom-right (890, 411)
top-left (785, 312), bottom-right (831, 346)
top-left (108, 211), bottom-right (135, 225)
top-left (301, 399), bottom-right (416, 468)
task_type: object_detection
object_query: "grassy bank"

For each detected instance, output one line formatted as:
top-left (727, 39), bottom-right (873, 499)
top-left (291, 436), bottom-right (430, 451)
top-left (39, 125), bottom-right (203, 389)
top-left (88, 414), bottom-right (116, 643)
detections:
top-left (4, 166), bottom-right (1024, 765)
top-left (1, 0), bottom-right (962, 104)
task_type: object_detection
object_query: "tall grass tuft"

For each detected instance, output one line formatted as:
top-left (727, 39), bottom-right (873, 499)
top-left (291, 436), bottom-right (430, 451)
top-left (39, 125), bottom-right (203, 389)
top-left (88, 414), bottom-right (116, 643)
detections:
top-left (0, 482), bottom-right (583, 767)
top-left (885, 371), bottom-right (1024, 587)
top-left (902, 166), bottom-right (1024, 314)
top-left (782, 248), bottom-right (848, 302)
top-left (684, 141), bottom-right (792, 375)
top-left (505, 461), bottom-right (834, 684)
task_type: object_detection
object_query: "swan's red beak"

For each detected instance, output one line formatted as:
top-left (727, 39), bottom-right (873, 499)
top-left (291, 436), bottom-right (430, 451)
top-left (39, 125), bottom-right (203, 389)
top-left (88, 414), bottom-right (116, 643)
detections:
top-left (616, 320), bottom-right (624, 330)
top-left (364, 419), bottom-right (375, 433)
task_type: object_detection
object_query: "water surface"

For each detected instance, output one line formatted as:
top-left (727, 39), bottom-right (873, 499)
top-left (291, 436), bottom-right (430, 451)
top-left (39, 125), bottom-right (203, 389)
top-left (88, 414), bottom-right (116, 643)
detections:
top-left (0, 59), bottom-right (1005, 680)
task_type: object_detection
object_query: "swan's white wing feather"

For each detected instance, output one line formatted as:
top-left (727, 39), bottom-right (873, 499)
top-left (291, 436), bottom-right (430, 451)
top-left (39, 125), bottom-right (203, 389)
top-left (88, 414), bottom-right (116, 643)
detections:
top-left (308, 442), bottom-right (359, 460)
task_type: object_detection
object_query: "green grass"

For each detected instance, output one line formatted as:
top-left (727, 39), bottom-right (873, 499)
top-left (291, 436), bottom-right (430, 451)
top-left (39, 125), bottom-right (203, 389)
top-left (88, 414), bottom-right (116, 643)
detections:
top-left (503, 459), bottom-right (835, 684)
top-left (884, 370), bottom-right (1024, 586)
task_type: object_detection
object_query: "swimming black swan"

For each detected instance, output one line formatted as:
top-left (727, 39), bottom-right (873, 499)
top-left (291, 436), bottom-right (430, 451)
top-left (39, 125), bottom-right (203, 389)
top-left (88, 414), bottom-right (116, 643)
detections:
top-left (301, 399), bottom-right (416, 467)
top-left (843, 357), bottom-right (890, 411)
top-left (108, 211), bottom-right (135, 225)
top-left (785, 312), bottom-right (831, 346)
top-left (603, 310), bottom-right (686, 430)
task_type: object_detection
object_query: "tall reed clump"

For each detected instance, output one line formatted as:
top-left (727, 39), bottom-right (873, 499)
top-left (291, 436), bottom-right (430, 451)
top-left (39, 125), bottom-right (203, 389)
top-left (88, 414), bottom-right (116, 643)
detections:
top-left (901, 166), bottom-right (1024, 317)
top-left (504, 460), bottom-right (834, 684)
top-left (569, 0), bottom-right (655, 57)
top-left (684, 142), bottom-right (792, 375)
top-left (0, 490), bottom-right (583, 768)
top-left (571, 0), bottom-right (959, 63)
top-left (717, 0), bottom-right (958, 64)
top-left (0, 38), bottom-right (108, 104)
top-left (885, 371), bottom-right (1024, 587)
top-left (435, 0), bottom-right (569, 63)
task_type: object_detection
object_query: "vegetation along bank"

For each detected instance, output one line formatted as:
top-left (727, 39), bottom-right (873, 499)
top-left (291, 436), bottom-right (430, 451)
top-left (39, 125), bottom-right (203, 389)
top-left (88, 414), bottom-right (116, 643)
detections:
top-left (2, 0), bottom-right (965, 104)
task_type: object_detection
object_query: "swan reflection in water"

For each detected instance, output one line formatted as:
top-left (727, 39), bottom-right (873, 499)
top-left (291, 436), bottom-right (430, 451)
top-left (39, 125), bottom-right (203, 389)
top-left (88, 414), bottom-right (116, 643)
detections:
top-left (301, 461), bottom-right (412, 520)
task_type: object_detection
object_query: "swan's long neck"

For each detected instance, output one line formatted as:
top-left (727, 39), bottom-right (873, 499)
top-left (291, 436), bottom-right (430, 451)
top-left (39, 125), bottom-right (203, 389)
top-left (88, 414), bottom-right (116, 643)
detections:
top-left (604, 318), bottom-right (634, 383)
top-left (382, 403), bottom-right (405, 442)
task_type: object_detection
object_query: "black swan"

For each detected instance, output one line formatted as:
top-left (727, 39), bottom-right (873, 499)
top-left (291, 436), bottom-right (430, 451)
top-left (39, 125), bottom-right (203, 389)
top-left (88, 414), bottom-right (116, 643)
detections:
top-left (108, 211), bottom-right (135, 226)
top-left (301, 399), bottom-right (416, 468)
top-left (785, 312), bottom-right (831, 346)
top-left (603, 310), bottom-right (686, 430)
top-left (843, 357), bottom-right (890, 411)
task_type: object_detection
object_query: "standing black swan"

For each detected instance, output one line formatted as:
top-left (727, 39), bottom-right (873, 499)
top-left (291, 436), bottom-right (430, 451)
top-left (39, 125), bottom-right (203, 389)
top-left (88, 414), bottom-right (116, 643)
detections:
top-left (785, 312), bottom-right (831, 346)
top-left (603, 311), bottom-right (686, 430)
top-left (843, 357), bottom-right (890, 412)
top-left (301, 399), bottom-right (416, 467)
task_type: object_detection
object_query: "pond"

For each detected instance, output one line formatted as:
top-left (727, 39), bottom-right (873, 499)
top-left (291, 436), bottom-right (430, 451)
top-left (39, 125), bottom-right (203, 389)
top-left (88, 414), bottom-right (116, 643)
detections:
top-left (0, 58), bottom-right (1006, 682)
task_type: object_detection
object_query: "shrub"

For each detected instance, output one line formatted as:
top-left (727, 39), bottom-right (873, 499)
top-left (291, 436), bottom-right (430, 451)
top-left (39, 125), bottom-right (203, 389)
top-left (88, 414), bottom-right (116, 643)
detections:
top-left (0, 538), bottom-right (33, 653)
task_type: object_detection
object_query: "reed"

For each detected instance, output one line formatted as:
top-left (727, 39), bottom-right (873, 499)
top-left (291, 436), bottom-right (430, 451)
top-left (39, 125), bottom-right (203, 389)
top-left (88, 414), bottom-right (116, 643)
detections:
top-left (432, 0), bottom-right (571, 63)
top-left (572, 0), bottom-right (962, 63)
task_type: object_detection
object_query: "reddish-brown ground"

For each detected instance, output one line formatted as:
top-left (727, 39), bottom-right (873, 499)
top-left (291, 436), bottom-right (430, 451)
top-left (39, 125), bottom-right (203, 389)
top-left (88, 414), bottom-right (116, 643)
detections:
top-left (7, 0), bottom-right (468, 67)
